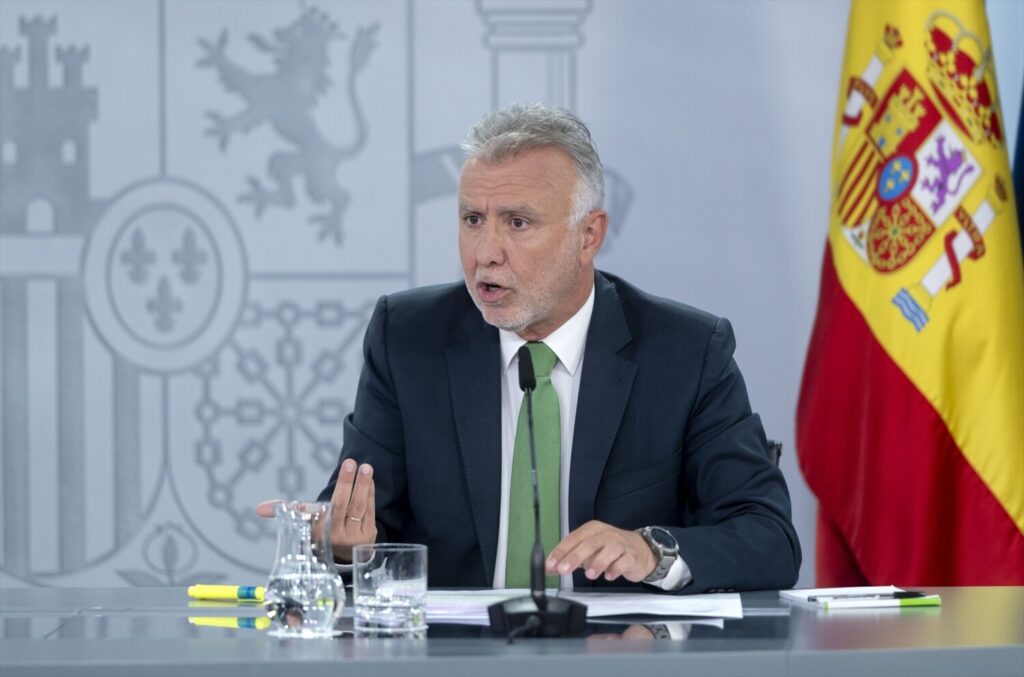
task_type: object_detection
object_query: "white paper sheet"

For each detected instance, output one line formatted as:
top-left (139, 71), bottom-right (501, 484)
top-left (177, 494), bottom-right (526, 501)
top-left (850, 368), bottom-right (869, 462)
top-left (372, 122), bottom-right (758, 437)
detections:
top-left (778, 586), bottom-right (941, 610)
top-left (426, 589), bottom-right (743, 623)
top-left (779, 585), bottom-right (899, 603)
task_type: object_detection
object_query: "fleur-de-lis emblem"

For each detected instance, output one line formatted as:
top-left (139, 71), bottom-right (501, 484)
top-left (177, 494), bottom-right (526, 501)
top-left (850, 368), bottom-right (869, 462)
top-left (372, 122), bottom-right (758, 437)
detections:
top-left (147, 276), bottom-right (183, 333)
top-left (173, 228), bottom-right (208, 284)
top-left (121, 229), bottom-right (156, 285)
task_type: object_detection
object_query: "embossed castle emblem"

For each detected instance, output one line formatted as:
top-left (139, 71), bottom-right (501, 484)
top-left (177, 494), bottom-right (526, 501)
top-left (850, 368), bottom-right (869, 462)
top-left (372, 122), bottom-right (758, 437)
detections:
top-left (198, 6), bottom-right (380, 245)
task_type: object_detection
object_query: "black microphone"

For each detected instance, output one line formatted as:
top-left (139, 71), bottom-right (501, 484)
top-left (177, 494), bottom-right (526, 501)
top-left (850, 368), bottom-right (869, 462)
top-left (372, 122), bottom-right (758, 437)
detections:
top-left (488, 344), bottom-right (587, 640)
top-left (515, 346), bottom-right (546, 609)
top-left (518, 344), bottom-right (536, 392)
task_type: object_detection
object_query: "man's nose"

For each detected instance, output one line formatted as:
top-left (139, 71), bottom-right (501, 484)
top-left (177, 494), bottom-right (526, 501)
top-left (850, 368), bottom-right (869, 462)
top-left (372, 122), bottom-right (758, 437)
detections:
top-left (475, 223), bottom-right (505, 266)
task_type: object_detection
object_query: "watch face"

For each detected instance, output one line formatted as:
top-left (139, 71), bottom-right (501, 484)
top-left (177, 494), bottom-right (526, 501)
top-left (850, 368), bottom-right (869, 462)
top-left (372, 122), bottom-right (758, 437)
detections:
top-left (650, 527), bottom-right (676, 549)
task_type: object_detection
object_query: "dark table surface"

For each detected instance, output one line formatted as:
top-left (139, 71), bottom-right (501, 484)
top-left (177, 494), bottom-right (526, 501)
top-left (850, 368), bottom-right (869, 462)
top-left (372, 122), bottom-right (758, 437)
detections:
top-left (1, 586), bottom-right (1021, 677)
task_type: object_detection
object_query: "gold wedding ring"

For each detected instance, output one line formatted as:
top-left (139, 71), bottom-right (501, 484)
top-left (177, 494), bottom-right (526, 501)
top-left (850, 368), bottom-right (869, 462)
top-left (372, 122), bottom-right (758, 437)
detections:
top-left (347, 516), bottom-right (363, 523)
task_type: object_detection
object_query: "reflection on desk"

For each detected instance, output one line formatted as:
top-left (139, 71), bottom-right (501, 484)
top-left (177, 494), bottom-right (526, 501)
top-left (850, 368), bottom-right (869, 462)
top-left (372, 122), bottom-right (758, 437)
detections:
top-left (0, 609), bottom-right (790, 643)
top-left (1, 587), bottom-right (1021, 677)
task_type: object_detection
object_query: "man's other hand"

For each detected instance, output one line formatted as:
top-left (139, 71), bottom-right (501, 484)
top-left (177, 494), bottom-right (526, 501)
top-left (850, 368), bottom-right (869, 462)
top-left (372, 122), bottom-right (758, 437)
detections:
top-left (587, 624), bottom-right (657, 641)
top-left (545, 520), bottom-right (656, 582)
top-left (255, 458), bottom-right (377, 562)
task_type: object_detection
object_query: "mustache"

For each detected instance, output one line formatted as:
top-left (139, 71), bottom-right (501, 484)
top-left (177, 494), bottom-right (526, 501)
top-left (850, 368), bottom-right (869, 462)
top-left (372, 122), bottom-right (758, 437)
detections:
top-left (474, 272), bottom-right (514, 287)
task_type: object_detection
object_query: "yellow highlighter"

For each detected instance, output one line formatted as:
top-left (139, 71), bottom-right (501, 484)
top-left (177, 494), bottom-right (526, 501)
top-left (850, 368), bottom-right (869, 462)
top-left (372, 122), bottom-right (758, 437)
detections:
top-left (187, 584), bottom-right (265, 602)
top-left (189, 616), bottom-right (271, 630)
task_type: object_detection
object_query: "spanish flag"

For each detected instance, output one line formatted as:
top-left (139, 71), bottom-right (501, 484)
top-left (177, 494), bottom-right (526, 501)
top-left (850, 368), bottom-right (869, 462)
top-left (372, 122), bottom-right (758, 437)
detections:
top-left (797, 1), bottom-right (1024, 585)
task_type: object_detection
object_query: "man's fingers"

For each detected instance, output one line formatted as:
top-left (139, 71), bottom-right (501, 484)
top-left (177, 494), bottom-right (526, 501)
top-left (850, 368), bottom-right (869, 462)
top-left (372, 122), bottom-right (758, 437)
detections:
top-left (346, 464), bottom-right (374, 522)
top-left (621, 625), bottom-right (656, 640)
top-left (605, 552), bottom-right (638, 581)
top-left (330, 459), bottom-right (361, 550)
top-left (582, 543), bottom-right (625, 580)
top-left (601, 531), bottom-right (654, 581)
top-left (327, 461), bottom-right (377, 562)
top-left (546, 521), bottom-right (601, 571)
top-left (363, 476), bottom-right (376, 535)
top-left (255, 499), bottom-right (282, 518)
top-left (586, 632), bottom-right (622, 642)
top-left (546, 527), bottom-right (585, 565)
top-left (550, 535), bottom-right (603, 576)
top-left (330, 458), bottom-right (358, 514)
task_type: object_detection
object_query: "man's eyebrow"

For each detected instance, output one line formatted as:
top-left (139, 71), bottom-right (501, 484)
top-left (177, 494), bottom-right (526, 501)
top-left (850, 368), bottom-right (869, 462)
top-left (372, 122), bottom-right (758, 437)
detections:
top-left (458, 203), bottom-right (540, 218)
top-left (495, 204), bottom-right (540, 218)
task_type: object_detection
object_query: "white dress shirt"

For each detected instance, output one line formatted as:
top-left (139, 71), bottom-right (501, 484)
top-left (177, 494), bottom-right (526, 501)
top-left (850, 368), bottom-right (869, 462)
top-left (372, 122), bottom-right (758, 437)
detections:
top-left (490, 286), bottom-right (691, 591)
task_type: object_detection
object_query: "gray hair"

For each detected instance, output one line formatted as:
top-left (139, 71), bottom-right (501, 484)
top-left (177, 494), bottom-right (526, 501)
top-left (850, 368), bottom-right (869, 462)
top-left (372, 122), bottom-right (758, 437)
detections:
top-left (460, 103), bottom-right (605, 226)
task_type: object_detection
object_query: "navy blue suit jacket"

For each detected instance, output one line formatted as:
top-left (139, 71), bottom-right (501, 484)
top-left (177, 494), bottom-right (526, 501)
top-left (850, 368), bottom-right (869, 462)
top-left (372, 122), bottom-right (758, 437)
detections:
top-left (319, 272), bottom-right (801, 592)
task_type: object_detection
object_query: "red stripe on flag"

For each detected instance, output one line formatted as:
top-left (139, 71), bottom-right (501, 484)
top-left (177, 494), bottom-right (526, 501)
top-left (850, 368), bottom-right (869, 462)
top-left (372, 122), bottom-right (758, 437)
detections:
top-left (848, 173), bottom-right (879, 227)
top-left (842, 152), bottom-right (880, 221)
top-left (845, 171), bottom-right (878, 226)
top-left (838, 142), bottom-right (869, 196)
top-left (817, 512), bottom-right (868, 586)
top-left (797, 244), bottom-right (1024, 585)
top-left (839, 151), bottom-right (873, 215)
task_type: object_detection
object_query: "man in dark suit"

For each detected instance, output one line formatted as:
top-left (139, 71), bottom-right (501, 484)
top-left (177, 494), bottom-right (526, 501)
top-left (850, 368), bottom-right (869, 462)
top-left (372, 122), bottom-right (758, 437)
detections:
top-left (260, 104), bottom-right (800, 593)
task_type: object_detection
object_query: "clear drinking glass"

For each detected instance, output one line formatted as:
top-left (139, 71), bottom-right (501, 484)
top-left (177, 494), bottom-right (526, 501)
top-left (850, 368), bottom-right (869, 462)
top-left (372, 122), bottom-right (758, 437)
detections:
top-left (352, 543), bottom-right (428, 636)
top-left (264, 501), bottom-right (345, 638)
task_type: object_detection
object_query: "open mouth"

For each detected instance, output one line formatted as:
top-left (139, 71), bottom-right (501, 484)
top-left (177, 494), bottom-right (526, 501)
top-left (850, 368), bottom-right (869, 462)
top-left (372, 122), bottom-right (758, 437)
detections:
top-left (476, 281), bottom-right (510, 302)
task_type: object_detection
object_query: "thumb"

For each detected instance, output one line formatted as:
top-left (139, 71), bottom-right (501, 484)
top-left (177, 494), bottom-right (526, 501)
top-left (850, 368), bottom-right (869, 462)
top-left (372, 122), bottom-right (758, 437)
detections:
top-left (255, 499), bottom-right (283, 518)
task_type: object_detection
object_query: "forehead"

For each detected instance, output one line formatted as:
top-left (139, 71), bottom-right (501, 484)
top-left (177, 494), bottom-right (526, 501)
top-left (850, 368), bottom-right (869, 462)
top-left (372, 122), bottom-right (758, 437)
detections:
top-left (458, 147), bottom-right (577, 206)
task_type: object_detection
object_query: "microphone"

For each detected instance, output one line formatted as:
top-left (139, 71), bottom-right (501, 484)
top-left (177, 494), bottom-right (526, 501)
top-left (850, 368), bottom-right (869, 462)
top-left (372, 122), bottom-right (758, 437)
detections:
top-left (516, 346), bottom-right (545, 609)
top-left (517, 344), bottom-right (536, 391)
top-left (488, 345), bottom-right (587, 639)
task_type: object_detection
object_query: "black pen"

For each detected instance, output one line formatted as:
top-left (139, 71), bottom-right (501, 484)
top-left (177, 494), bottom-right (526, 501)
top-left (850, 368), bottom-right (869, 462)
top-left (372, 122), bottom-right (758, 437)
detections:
top-left (807, 591), bottom-right (927, 602)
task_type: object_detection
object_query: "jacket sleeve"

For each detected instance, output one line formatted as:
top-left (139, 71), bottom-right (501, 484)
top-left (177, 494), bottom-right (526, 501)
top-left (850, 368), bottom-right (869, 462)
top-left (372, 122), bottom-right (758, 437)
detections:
top-left (669, 317), bottom-right (801, 592)
top-left (317, 295), bottom-right (409, 544)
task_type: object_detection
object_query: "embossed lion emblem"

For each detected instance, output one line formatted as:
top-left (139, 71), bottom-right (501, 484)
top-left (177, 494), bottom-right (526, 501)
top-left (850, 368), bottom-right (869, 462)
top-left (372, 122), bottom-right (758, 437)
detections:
top-left (198, 6), bottom-right (379, 244)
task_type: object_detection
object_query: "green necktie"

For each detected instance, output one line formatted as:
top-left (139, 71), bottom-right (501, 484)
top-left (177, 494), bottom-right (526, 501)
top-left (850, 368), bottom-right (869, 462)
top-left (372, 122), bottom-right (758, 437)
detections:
top-left (505, 342), bottom-right (561, 589)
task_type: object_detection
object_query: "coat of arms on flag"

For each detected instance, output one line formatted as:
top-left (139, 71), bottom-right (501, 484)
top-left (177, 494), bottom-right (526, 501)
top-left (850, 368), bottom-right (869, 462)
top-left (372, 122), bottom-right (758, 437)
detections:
top-left (833, 11), bottom-right (1009, 331)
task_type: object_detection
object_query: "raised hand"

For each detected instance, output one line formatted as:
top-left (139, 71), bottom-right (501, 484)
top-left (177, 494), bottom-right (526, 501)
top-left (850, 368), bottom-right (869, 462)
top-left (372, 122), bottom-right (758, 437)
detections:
top-left (326, 459), bottom-right (378, 562)
top-left (255, 458), bottom-right (377, 562)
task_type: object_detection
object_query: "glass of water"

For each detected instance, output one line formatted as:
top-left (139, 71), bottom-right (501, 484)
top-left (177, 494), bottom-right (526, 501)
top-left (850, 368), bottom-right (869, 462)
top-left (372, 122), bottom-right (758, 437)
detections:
top-left (352, 543), bottom-right (427, 636)
top-left (264, 501), bottom-right (345, 638)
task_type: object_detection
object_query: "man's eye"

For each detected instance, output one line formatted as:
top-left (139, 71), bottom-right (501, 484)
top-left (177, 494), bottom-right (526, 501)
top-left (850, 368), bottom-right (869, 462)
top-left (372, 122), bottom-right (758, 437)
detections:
top-left (464, 214), bottom-right (481, 226)
top-left (511, 218), bottom-right (526, 229)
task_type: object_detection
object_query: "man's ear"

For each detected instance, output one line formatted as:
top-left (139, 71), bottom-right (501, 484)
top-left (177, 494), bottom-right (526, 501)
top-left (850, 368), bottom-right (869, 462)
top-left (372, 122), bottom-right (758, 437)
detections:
top-left (580, 210), bottom-right (609, 264)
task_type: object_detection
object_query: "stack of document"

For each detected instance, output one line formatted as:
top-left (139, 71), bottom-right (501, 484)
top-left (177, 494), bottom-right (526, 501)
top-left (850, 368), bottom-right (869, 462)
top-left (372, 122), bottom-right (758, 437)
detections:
top-left (780, 586), bottom-right (941, 610)
top-left (426, 589), bottom-right (743, 624)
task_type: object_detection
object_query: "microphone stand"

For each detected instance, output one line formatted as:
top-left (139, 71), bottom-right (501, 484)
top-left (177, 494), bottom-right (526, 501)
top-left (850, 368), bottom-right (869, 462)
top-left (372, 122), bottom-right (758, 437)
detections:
top-left (488, 347), bottom-right (587, 639)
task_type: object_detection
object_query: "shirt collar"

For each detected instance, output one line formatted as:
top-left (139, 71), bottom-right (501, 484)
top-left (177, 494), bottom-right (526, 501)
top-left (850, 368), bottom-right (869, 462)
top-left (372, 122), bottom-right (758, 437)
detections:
top-left (499, 285), bottom-right (595, 377)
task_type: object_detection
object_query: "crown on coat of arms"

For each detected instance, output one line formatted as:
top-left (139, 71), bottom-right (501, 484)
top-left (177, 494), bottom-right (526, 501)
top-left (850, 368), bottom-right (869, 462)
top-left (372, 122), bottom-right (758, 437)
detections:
top-left (884, 24), bottom-right (903, 50)
top-left (871, 23), bottom-right (904, 64)
top-left (873, 24), bottom-right (904, 65)
top-left (924, 12), bottom-right (1002, 146)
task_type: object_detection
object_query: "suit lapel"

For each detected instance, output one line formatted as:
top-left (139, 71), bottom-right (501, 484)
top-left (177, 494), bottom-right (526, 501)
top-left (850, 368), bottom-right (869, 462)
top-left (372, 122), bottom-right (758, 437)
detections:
top-left (445, 308), bottom-right (502, 585)
top-left (569, 273), bottom-right (637, 530)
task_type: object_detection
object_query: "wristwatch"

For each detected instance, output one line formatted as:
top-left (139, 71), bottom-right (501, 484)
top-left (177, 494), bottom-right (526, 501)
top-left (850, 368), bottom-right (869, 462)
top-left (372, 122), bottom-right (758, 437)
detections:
top-left (644, 623), bottom-right (672, 640)
top-left (636, 526), bottom-right (679, 583)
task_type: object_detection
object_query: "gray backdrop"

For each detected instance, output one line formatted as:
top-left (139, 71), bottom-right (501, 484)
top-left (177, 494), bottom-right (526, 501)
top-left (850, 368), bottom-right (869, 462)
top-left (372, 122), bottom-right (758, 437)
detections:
top-left (1, 0), bottom-right (1021, 591)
